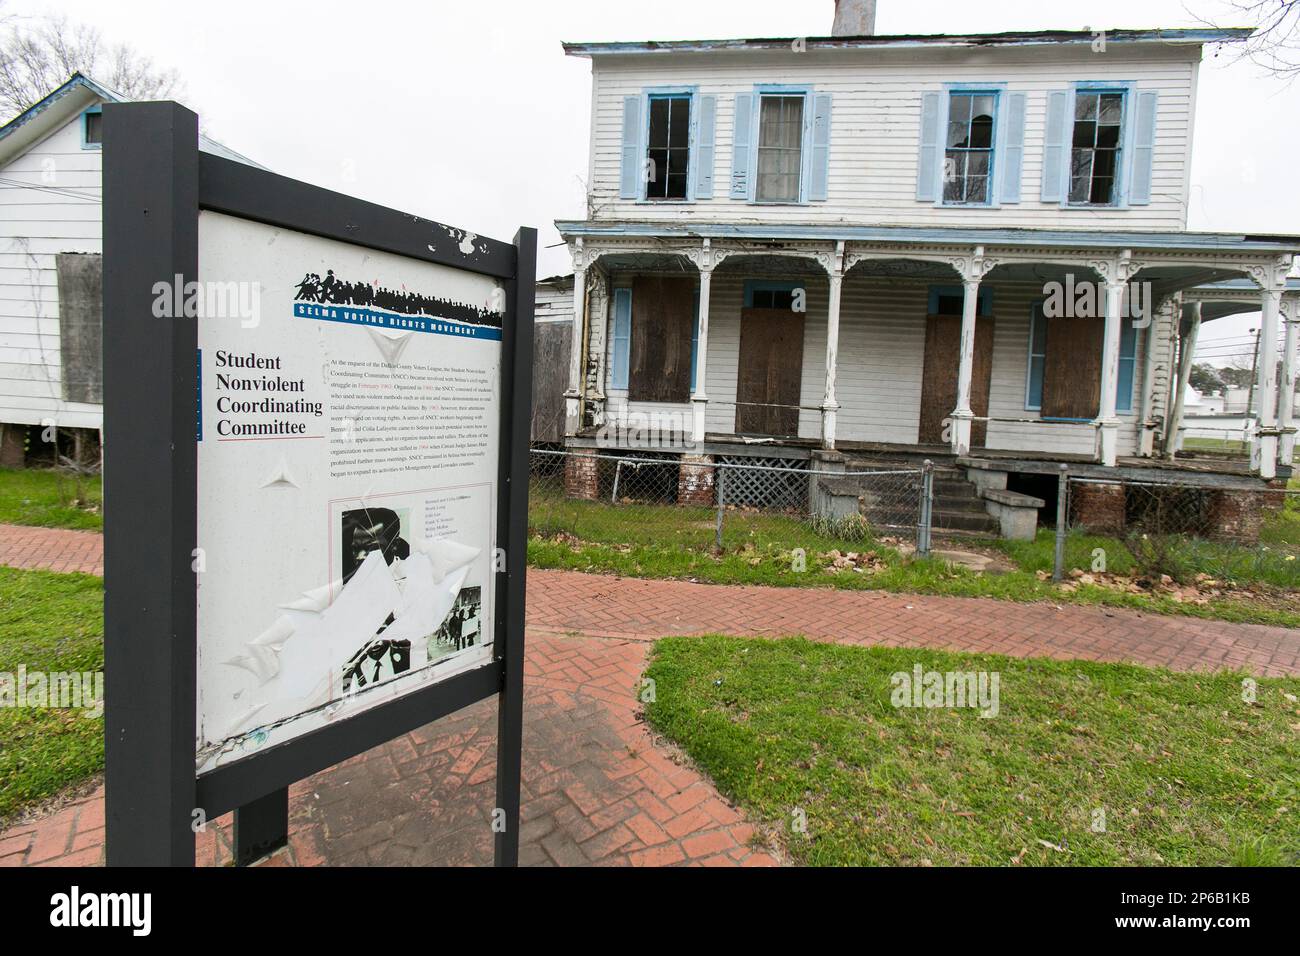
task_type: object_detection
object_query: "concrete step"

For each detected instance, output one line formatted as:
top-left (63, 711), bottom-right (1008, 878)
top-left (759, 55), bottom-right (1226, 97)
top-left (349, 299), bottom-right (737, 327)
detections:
top-left (867, 506), bottom-right (1000, 535)
top-left (935, 479), bottom-right (980, 498)
top-left (932, 495), bottom-right (991, 515)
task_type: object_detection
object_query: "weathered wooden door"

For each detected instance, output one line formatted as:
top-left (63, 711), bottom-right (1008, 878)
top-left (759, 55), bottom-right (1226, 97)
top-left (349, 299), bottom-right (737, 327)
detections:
top-left (529, 321), bottom-right (571, 442)
top-left (1041, 316), bottom-right (1103, 419)
top-left (628, 276), bottom-right (695, 402)
top-left (919, 315), bottom-right (995, 446)
top-left (735, 308), bottom-right (804, 436)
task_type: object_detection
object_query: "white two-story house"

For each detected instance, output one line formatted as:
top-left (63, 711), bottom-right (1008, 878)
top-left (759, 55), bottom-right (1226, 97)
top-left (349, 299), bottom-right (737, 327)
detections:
top-left (553, 1), bottom-right (1300, 530)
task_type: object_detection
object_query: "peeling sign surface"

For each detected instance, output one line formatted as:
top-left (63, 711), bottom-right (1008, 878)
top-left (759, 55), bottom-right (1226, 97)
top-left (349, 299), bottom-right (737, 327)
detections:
top-left (194, 212), bottom-right (502, 773)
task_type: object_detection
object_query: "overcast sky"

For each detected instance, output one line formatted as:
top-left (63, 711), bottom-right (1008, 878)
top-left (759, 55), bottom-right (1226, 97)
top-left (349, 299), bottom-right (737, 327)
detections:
top-left (27, 0), bottom-right (1299, 364)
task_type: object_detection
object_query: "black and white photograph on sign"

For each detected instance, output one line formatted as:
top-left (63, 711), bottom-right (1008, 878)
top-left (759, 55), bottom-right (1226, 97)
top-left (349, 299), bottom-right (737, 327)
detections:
top-left (192, 212), bottom-right (502, 774)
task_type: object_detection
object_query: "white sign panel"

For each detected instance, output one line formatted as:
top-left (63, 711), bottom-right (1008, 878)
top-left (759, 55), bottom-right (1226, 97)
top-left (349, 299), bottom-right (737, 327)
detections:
top-left (194, 212), bottom-right (503, 774)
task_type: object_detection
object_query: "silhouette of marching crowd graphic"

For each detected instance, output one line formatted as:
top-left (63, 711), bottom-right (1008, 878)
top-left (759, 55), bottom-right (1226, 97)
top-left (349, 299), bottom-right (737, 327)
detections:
top-left (295, 269), bottom-right (502, 328)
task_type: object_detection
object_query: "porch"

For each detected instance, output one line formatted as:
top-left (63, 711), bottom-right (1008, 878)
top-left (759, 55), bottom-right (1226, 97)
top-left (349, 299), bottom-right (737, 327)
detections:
top-left (559, 221), bottom-right (1300, 482)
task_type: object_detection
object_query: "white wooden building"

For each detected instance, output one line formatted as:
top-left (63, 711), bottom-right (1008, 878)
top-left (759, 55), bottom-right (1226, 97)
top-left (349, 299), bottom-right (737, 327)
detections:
top-left (554, 1), bottom-right (1300, 513)
top-left (0, 73), bottom-right (260, 463)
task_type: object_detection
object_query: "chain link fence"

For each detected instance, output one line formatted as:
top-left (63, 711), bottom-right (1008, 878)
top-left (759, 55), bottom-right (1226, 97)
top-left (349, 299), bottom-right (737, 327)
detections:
top-left (1053, 470), bottom-right (1298, 586)
top-left (529, 446), bottom-right (931, 557)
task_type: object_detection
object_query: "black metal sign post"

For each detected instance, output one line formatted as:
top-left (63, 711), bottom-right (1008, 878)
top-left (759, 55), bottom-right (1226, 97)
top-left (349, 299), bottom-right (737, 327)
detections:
top-left (103, 101), bottom-right (534, 867)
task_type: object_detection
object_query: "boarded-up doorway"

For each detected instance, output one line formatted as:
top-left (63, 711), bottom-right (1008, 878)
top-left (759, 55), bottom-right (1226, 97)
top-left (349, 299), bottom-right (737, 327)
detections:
top-left (735, 308), bottom-right (804, 436)
top-left (919, 315), bottom-right (995, 446)
top-left (1041, 316), bottom-right (1103, 419)
top-left (530, 321), bottom-right (571, 443)
top-left (628, 276), bottom-right (695, 403)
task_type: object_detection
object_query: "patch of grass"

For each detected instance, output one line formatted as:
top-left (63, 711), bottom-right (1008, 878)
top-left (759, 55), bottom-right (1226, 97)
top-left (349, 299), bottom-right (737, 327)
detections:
top-left (529, 484), bottom-right (1300, 627)
top-left (0, 567), bottom-right (104, 822)
top-left (0, 468), bottom-right (102, 531)
top-left (643, 635), bottom-right (1300, 866)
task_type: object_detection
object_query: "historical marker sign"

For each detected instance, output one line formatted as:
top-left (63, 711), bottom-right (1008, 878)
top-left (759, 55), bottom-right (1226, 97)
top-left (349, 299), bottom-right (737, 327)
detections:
top-left (102, 102), bottom-right (534, 866)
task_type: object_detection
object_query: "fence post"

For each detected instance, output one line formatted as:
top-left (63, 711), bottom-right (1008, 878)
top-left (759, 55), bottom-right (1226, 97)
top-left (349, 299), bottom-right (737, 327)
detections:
top-left (917, 459), bottom-right (933, 557)
top-left (1053, 463), bottom-right (1069, 582)
top-left (714, 464), bottom-right (725, 552)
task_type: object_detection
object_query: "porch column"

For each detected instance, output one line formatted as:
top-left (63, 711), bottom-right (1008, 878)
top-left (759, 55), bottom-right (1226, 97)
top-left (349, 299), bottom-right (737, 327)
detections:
top-left (821, 241), bottom-right (845, 449)
top-left (1165, 301), bottom-right (1202, 459)
top-left (1136, 300), bottom-right (1163, 457)
top-left (1278, 295), bottom-right (1299, 467)
top-left (1095, 277), bottom-right (1126, 467)
top-left (691, 241), bottom-right (715, 447)
top-left (950, 247), bottom-right (990, 456)
top-left (565, 241), bottom-right (587, 437)
top-left (1252, 272), bottom-right (1285, 479)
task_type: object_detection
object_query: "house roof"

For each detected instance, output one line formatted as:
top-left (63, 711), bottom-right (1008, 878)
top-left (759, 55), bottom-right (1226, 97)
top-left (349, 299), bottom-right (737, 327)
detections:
top-left (563, 27), bottom-right (1254, 58)
top-left (0, 72), bottom-right (263, 170)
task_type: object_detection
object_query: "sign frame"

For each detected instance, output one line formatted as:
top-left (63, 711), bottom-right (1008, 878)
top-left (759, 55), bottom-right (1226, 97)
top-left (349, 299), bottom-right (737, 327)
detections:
top-left (102, 101), bottom-right (535, 867)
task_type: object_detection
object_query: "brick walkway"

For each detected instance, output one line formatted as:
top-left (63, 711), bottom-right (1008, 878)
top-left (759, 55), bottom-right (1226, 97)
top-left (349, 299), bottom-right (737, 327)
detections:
top-left (2, 522), bottom-right (1298, 867)
top-left (0, 523), bottom-right (102, 575)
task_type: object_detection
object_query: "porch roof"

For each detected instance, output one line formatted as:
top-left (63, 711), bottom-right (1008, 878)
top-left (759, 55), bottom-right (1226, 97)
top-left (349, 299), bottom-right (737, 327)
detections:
top-left (556, 219), bottom-right (1300, 257)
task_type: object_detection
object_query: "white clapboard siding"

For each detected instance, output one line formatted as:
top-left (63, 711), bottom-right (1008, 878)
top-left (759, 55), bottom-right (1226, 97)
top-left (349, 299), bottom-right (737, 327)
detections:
top-left (589, 44), bottom-right (1196, 231)
top-left (599, 270), bottom-right (1147, 458)
top-left (534, 280), bottom-right (575, 325)
top-left (0, 118), bottom-right (103, 428)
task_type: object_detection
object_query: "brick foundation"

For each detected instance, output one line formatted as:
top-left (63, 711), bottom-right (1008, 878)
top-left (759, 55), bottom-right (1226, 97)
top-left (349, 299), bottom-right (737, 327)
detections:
top-left (1071, 482), bottom-right (1125, 535)
top-left (564, 452), bottom-right (600, 501)
top-left (1206, 489), bottom-right (1268, 545)
top-left (0, 423), bottom-right (25, 469)
top-left (676, 454), bottom-right (716, 507)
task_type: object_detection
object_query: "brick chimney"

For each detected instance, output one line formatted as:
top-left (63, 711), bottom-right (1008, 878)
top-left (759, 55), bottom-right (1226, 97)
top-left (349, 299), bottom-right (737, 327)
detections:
top-left (832, 0), bottom-right (877, 36)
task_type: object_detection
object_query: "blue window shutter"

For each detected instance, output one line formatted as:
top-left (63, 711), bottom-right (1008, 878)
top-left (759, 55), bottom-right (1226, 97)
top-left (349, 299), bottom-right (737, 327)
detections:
top-left (809, 93), bottom-right (833, 201)
top-left (1128, 90), bottom-right (1158, 206)
top-left (693, 94), bottom-right (717, 199)
top-left (611, 288), bottom-right (632, 389)
top-left (916, 92), bottom-right (941, 201)
top-left (1116, 318), bottom-right (1138, 412)
top-left (730, 93), bottom-right (755, 199)
top-left (1041, 90), bottom-right (1069, 203)
top-left (619, 96), bottom-right (642, 200)
top-left (999, 92), bottom-right (1027, 204)
top-left (1026, 303), bottom-right (1048, 410)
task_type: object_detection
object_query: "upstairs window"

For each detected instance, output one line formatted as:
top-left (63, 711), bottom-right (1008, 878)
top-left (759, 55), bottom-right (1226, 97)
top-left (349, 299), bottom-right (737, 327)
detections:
top-left (756, 95), bottom-right (804, 202)
top-left (646, 95), bottom-right (691, 200)
top-left (1069, 91), bottom-right (1124, 205)
top-left (82, 107), bottom-right (103, 147)
top-left (943, 92), bottom-right (996, 205)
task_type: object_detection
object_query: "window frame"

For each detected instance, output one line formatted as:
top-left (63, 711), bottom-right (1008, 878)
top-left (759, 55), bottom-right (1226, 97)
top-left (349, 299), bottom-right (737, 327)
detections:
top-left (1116, 316), bottom-right (1139, 413)
top-left (939, 86), bottom-right (1000, 208)
top-left (745, 85), bottom-right (813, 205)
top-left (743, 279), bottom-right (804, 310)
top-left (1025, 302), bottom-right (1048, 411)
top-left (81, 105), bottom-right (103, 150)
top-left (636, 86), bottom-right (698, 204)
top-left (610, 286), bottom-right (633, 390)
top-left (1060, 80), bottom-right (1136, 209)
top-left (927, 284), bottom-right (993, 317)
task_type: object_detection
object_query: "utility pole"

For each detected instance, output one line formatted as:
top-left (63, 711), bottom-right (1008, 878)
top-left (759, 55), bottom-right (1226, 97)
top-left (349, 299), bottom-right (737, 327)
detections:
top-left (1246, 327), bottom-right (1261, 417)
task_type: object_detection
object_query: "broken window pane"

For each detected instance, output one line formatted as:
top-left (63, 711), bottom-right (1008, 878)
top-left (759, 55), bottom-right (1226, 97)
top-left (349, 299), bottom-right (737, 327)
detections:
top-left (942, 92), bottom-right (997, 205)
top-left (645, 96), bottom-right (690, 200)
top-left (1068, 91), bottom-right (1124, 206)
